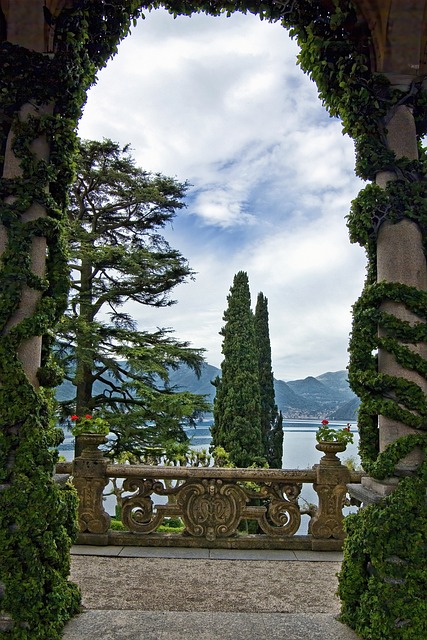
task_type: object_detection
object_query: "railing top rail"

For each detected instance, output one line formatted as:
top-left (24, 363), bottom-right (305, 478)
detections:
top-left (105, 464), bottom-right (317, 481)
top-left (56, 461), bottom-right (365, 484)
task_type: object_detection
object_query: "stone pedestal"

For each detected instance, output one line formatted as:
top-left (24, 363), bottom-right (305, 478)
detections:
top-left (72, 436), bottom-right (111, 535)
top-left (311, 443), bottom-right (351, 541)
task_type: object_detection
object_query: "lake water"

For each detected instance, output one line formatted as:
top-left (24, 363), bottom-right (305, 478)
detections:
top-left (59, 418), bottom-right (360, 468)
top-left (58, 419), bottom-right (360, 532)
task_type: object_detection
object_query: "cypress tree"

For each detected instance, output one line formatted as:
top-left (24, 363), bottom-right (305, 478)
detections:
top-left (254, 293), bottom-right (284, 468)
top-left (211, 272), bottom-right (264, 467)
top-left (267, 410), bottom-right (284, 469)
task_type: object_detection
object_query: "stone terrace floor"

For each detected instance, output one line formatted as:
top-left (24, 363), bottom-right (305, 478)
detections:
top-left (63, 546), bottom-right (363, 640)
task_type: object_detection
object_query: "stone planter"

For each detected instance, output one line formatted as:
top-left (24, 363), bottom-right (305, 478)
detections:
top-left (77, 433), bottom-right (107, 459)
top-left (315, 441), bottom-right (347, 466)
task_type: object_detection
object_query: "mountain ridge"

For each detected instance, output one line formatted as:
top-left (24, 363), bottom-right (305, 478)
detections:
top-left (166, 364), bottom-right (360, 420)
top-left (56, 362), bottom-right (361, 420)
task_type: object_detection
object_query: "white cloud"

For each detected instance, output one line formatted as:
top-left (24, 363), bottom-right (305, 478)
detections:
top-left (78, 9), bottom-right (368, 380)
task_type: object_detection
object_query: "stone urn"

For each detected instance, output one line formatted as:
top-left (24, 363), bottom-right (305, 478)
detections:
top-left (316, 441), bottom-right (347, 466)
top-left (77, 433), bottom-right (107, 459)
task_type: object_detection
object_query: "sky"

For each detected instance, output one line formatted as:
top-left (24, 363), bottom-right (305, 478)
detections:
top-left (78, 8), bottom-right (367, 381)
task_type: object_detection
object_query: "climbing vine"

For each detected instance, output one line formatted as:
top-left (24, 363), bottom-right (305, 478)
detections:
top-left (0, 2), bottom-right (141, 638)
top-left (1, 1), bottom-right (426, 638)
top-left (153, 0), bottom-right (427, 637)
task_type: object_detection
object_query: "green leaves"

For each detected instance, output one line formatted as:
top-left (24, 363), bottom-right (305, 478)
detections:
top-left (212, 271), bottom-right (264, 468)
top-left (54, 138), bottom-right (208, 460)
top-left (338, 477), bottom-right (427, 639)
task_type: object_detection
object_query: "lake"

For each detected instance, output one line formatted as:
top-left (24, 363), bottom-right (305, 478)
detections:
top-left (59, 418), bottom-right (360, 468)
top-left (58, 419), bottom-right (360, 532)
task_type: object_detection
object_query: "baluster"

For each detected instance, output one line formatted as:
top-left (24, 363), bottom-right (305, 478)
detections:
top-left (311, 444), bottom-right (351, 550)
top-left (72, 435), bottom-right (111, 543)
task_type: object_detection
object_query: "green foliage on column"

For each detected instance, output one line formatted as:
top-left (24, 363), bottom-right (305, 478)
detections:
top-left (254, 293), bottom-right (283, 468)
top-left (0, 2), bottom-right (142, 637)
top-left (338, 474), bottom-right (427, 640)
top-left (211, 272), bottom-right (264, 467)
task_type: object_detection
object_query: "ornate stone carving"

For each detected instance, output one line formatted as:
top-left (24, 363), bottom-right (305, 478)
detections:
top-left (67, 456), bottom-right (364, 546)
top-left (255, 482), bottom-right (302, 537)
top-left (73, 476), bottom-right (111, 534)
top-left (311, 454), bottom-right (351, 540)
top-left (72, 448), bottom-right (111, 534)
top-left (121, 478), bottom-right (181, 533)
top-left (310, 484), bottom-right (348, 539)
top-left (177, 478), bottom-right (248, 540)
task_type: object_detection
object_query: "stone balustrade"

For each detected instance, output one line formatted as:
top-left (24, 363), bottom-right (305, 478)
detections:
top-left (56, 438), bottom-right (364, 551)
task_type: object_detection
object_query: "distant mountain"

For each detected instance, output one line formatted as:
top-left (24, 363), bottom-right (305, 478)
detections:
top-left (56, 362), bottom-right (361, 420)
top-left (273, 378), bottom-right (315, 415)
top-left (287, 375), bottom-right (337, 404)
top-left (284, 371), bottom-right (359, 419)
top-left (331, 396), bottom-right (361, 421)
top-left (316, 371), bottom-right (357, 402)
top-left (167, 363), bottom-right (220, 400)
top-left (160, 364), bottom-right (360, 420)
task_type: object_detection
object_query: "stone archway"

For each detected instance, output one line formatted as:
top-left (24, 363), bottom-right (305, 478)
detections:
top-left (1, 2), bottom-right (427, 638)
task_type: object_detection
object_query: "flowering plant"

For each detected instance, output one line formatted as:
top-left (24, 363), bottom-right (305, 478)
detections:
top-left (70, 414), bottom-right (109, 436)
top-left (316, 420), bottom-right (354, 445)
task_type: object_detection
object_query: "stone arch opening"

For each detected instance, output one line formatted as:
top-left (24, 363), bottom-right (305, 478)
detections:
top-left (78, 8), bottom-right (366, 379)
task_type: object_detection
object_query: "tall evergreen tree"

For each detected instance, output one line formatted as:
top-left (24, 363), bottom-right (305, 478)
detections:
top-left (55, 138), bottom-right (209, 457)
top-left (254, 293), bottom-right (284, 468)
top-left (267, 410), bottom-right (284, 469)
top-left (211, 271), bottom-right (264, 467)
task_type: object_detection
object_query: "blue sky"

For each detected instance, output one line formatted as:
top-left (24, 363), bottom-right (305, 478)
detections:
top-left (78, 8), bottom-right (367, 381)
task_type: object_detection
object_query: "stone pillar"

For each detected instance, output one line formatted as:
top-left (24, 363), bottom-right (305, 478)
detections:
top-left (1, 103), bottom-right (52, 387)
top-left (0, 1), bottom-right (50, 387)
top-left (311, 443), bottom-right (351, 550)
top-left (3, 0), bottom-right (45, 50)
top-left (372, 103), bottom-right (427, 484)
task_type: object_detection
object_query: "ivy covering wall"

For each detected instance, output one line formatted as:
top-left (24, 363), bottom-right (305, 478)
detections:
top-left (152, 1), bottom-right (427, 637)
top-left (0, 0), bottom-right (426, 638)
top-left (0, 2), bottom-right (142, 637)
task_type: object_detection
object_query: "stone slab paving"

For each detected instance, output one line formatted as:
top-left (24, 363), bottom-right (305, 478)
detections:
top-left (70, 545), bottom-right (343, 562)
top-left (62, 610), bottom-right (362, 640)
top-left (65, 547), bottom-right (362, 639)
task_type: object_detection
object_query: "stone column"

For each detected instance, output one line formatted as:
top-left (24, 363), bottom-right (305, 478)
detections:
top-left (0, 0), bottom-right (49, 387)
top-left (369, 103), bottom-right (427, 489)
top-left (1, 104), bottom-right (52, 387)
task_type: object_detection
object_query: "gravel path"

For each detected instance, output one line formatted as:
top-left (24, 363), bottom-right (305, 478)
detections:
top-left (70, 556), bottom-right (342, 614)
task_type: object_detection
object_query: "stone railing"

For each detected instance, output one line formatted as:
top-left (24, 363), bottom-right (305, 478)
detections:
top-left (56, 436), bottom-right (364, 551)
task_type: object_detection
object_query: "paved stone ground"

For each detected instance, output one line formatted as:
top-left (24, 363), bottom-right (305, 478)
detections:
top-left (63, 611), bottom-right (362, 640)
top-left (63, 548), bottom-right (363, 639)
top-left (70, 556), bottom-right (343, 613)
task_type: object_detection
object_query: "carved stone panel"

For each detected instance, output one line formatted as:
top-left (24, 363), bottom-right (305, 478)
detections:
top-left (310, 483), bottom-right (348, 540)
top-left (256, 482), bottom-right (302, 537)
top-left (121, 478), bottom-right (182, 533)
top-left (177, 478), bottom-right (248, 540)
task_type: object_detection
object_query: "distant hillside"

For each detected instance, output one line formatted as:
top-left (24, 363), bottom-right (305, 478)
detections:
top-left (167, 363), bottom-right (220, 399)
top-left (331, 396), bottom-right (361, 421)
top-left (56, 362), bottom-right (360, 420)
top-left (316, 371), bottom-right (357, 402)
top-left (284, 371), bottom-right (359, 419)
top-left (160, 364), bottom-right (360, 420)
